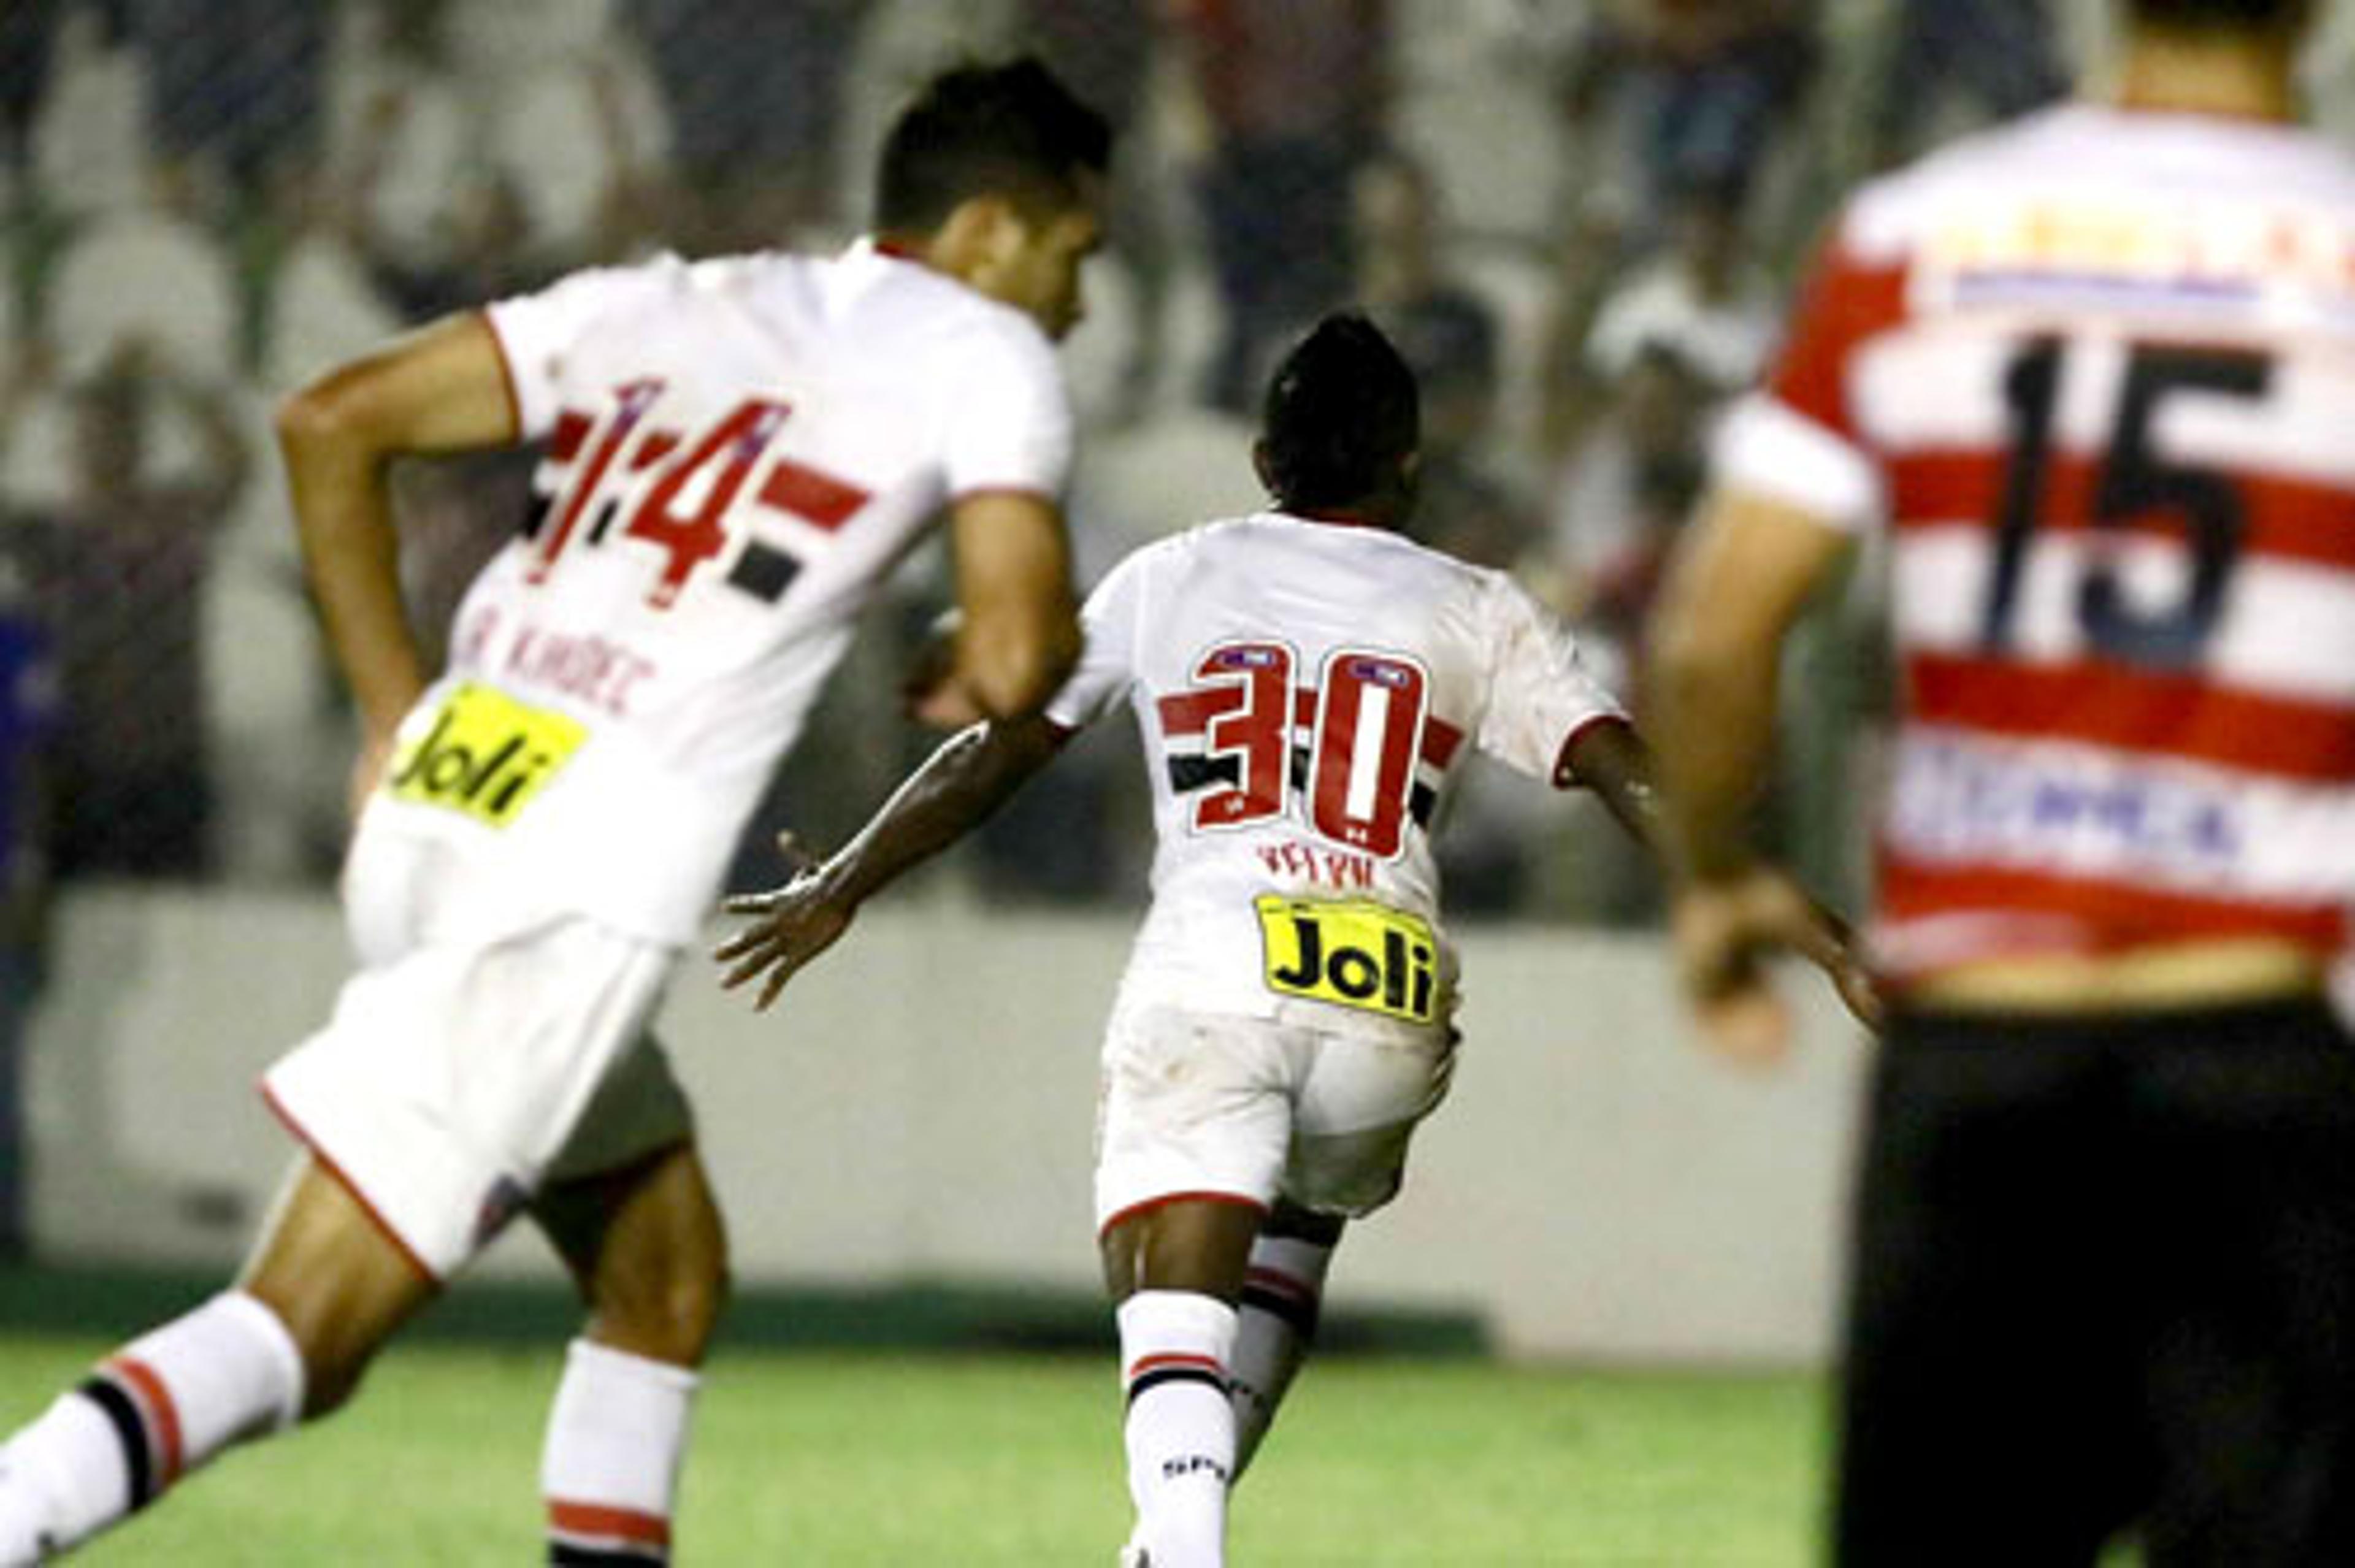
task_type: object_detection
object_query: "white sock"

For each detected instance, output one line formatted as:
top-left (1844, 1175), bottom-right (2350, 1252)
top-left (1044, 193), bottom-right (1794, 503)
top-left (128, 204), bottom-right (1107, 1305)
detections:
top-left (0, 1291), bottom-right (304, 1558)
top-left (541, 1337), bottom-right (698, 1566)
top-left (1117, 1290), bottom-right (1238, 1568)
top-left (1230, 1233), bottom-right (1333, 1477)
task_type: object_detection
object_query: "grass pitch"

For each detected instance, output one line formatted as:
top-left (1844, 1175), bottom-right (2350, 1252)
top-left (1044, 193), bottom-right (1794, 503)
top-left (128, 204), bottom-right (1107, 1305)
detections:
top-left (0, 1337), bottom-right (1825, 1564)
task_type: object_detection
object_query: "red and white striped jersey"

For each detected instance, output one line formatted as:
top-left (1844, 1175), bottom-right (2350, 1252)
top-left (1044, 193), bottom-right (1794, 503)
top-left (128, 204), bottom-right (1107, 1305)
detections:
top-left (1715, 104), bottom-right (2355, 981)
top-left (1047, 513), bottom-right (1625, 1036)
top-left (362, 241), bottom-right (1073, 944)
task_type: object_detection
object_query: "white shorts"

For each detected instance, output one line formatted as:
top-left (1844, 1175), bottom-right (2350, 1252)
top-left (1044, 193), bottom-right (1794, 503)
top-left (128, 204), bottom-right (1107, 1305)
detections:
top-left (261, 914), bottom-right (691, 1281)
top-left (1093, 1003), bottom-right (1457, 1234)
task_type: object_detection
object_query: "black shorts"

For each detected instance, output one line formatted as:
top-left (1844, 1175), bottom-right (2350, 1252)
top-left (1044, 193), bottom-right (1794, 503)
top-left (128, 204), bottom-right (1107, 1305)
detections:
top-left (1837, 998), bottom-right (2355, 1567)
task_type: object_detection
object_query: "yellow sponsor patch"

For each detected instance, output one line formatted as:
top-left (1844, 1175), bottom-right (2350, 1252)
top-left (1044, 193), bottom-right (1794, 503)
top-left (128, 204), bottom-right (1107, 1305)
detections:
top-left (1254, 895), bottom-right (1440, 1025)
top-left (385, 683), bottom-right (585, 827)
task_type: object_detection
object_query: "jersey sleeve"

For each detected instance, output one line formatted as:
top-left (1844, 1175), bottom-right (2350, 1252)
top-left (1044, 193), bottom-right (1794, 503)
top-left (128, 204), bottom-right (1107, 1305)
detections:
top-left (938, 318), bottom-right (1074, 502)
top-left (1709, 218), bottom-right (1904, 533)
top-left (1473, 575), bottom-right (1628, 782)
top-left (1044, 547), bottom-right (1147, 733)
top-left (482, 257), bottom-right (683, 441)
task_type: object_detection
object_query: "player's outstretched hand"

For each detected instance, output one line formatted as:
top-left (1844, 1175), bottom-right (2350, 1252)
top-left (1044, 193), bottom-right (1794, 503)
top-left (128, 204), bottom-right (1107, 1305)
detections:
top-left (713, 833), bottom-right (859, 1012)
top-left (1669, 865), bottom-right (1881, 1068)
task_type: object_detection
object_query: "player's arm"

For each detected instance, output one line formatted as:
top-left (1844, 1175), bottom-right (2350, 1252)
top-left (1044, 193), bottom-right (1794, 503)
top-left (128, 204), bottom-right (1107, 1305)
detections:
top-left (909, 490), bottom-right (1083, 728)
top-left (274, 313), bottom-right (519, 805)
top-left (714, 713), bottom-right (1070, 1011)
top-left (1645, 482), bottom-right (1869, 1060)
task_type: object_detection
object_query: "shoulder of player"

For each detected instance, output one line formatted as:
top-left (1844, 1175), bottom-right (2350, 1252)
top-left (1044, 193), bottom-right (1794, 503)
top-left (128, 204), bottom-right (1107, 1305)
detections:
top-left (1829, 104), bottom-right (2103, 262)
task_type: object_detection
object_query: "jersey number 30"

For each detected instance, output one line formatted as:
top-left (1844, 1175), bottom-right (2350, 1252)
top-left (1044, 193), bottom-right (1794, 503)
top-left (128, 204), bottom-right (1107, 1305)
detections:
top-left (1188, 641), bottom-right (1428, 860)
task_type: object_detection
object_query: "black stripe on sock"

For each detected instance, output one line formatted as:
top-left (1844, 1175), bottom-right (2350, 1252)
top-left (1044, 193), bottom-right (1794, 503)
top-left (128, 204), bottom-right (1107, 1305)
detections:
top-left (550, 1544), bottom-right (667, 1567)
top-left (75, 1377), bottom-right (154, 1512)
top-left (1127, 1364), bottom-right (1230, 1406)
top-left (1241, 1283), bottom-right (1320, 1339)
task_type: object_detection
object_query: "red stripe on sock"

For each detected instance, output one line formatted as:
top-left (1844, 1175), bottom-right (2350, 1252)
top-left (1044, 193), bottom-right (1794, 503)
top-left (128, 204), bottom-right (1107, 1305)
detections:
top-left (549, 1499), bottom-right (672, 1548)
top-left (1126, 1351), bottom-right (1225, 1383)
top-left (107, 1358), bottom-right (184, 1489)
top-left (1244, 1265), bottom-right (1319, 1309)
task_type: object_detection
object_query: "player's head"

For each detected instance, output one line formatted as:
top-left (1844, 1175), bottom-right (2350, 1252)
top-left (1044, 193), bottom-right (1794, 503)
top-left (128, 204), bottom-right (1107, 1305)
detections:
top-left (874, 58), bottom-right (1111, 340)
top-left (1255, 312), bottom-right (1422, 528)
top-left (2122, 0), bottom-right (2312, 37)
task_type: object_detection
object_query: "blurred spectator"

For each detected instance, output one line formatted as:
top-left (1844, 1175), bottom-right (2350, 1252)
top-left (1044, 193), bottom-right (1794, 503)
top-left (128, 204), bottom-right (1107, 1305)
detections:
top-left (1542, 337), bottom-right (1713, 687)
top-left (126, 0), bottom-right (325, 212)
top-left (1, 344), bottom-right (246, 881)
top-left (1584, 172), bottom-right (1778, 398)
top-left (1862, 0), bottom-right (2066, 174)
top-left (1555, 0), bottom-right (1816, 251)
top-left (454, 0), bottom-right (674, 269)
top-left (1021, 0), bottom-right (1173, 424)
top-left (321, 0), bottom-right (529, 318)
top-left (638, 0), bottom-right (873, 252)
top-left (1173, 0), bottom-right (1390, 412)
top-left (43, 163), bottom-right (242, 384)
top-left (0, 552), bottom-right (54, 1260)
top-left (1355, 148), bottom-right (1540, 573)
top-left (26, 1), bottom-right (150, 222)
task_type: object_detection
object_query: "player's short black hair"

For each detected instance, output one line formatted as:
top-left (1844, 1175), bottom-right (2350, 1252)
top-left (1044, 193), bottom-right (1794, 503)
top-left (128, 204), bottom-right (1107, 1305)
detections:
top-left (874, 58), bottom-right (1111, 232)
top-left (1260, 313), bottom-right (1421, 514)
top-left (2126, 0), bottom-right (2308, 30)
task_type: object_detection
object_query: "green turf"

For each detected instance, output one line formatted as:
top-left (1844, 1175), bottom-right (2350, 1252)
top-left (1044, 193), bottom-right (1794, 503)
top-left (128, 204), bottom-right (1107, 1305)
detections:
top-left (0, 1337), bottom-right (1828, 1564)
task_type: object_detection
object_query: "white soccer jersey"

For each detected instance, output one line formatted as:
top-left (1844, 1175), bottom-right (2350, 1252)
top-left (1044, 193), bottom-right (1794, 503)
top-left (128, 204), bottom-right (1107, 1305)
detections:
top-left (363, 240), bottom-right (1073, 943)
top-left (1712, 105), bottom-right (2355, 979)
top-left (1048, 513), bottom-right (1626, 1037)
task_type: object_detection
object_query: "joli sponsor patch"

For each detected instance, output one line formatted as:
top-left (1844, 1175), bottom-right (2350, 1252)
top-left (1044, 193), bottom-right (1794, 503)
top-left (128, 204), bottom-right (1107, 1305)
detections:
top-left (1254, 895), bottom-right (1439, 1024)
top-left (386, 683), bottom-right (585, 827)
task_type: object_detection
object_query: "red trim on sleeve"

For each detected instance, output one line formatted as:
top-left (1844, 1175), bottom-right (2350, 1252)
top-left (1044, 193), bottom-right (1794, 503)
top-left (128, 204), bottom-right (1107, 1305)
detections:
top-left (1550, 712), bottom-right (1635, 789)
top-left (477, 308), bottom-right (529, 440)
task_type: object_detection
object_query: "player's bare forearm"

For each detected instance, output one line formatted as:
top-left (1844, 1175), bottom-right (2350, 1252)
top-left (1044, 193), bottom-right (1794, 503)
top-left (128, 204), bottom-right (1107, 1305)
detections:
top-left (1555, 719), bottom-right (1666, 860)
top-left (716, 714), bottom-right (1066, 1009)
top-left (1644, 486), bottom-right (1851, 884)
top-left (831, 713), bottom-right (1065, 904)
top-left (275, 313), bottom-right (519, 736)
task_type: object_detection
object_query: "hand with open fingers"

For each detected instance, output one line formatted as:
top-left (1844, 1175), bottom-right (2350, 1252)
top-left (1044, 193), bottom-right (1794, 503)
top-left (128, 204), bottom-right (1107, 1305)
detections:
top-left (712, 833), bottom-right (858, 1011)
top-left (1669, 865), bottom-right (1863, 1068)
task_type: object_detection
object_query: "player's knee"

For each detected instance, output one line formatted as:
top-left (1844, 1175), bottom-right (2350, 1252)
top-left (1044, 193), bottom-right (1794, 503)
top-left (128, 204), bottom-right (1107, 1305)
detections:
top-left (597, 1250), bottom-right (730, 1366)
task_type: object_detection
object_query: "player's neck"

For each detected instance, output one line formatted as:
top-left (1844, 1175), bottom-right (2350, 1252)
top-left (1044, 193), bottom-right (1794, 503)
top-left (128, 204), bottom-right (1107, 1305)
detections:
top-left (2112, 28), bottom-right (2303, 123)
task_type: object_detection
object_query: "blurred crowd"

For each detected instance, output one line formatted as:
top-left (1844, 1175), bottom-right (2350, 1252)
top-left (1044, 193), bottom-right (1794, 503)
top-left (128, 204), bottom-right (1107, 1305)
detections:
top-left (0, 0), bottom-right (2346, 941)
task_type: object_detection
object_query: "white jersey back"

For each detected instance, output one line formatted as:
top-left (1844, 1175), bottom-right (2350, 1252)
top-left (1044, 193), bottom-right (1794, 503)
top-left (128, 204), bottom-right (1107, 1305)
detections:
top-left (364, 241), bottom-right (1072, 943)
top-left (1049, 513), bottom-right (1625, 1036)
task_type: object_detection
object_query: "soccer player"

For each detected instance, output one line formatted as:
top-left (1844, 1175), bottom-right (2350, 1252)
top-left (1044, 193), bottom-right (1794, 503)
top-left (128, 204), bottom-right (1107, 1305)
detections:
top-left (0, 59), bottom-right (1108, 1566)
top-left (1647, 1), bottom-right (2355, 1559)
top-left (716, 313), bottom-right (1864, 1566)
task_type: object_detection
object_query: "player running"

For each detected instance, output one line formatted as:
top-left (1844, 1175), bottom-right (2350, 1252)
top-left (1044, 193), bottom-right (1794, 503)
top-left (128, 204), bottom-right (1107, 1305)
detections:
top-left (1648, 0), bottom-right (2355, 1559)
top-left (716, 313), bottom-right (1866, 1566)
top-left (0, 59), bottom-right (1108, 1565)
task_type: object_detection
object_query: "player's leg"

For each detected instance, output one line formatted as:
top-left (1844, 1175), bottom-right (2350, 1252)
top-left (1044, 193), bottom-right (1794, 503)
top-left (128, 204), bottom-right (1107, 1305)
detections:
top-left (1101, 1195), bottom-right (1265, 1568)
top-left (529, 1048), bottom-right (725, 1568)
top-left (2132, 1000), bottom-right (2355, 1565)
top-left (1227, 1199), bottom-right (1343, 1480)
top-left (1833, 1011), bottom-right (2143, 1567)
top-left (0, 1155), bottom-right (437, 1563)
